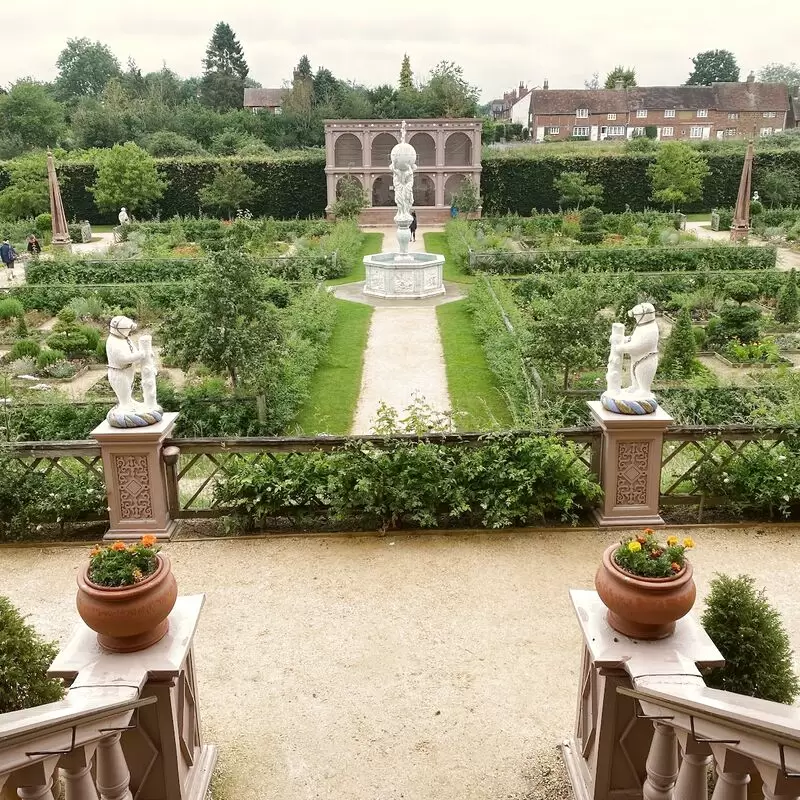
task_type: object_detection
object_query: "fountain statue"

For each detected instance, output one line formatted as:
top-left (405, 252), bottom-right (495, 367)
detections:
top-left (600, 302), bottom-right (660, 415)
top-left (363, 121), bottom-right (445, 298)
top-left (105, 316), bottom-right (164, 427)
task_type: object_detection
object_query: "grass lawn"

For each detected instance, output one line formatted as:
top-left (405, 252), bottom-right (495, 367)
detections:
top-left (436, 299), bottom-right (513, 431)
top-left (423, 232), bottom-right (474, 284)
top-left (293, 298), bottom-right (373, 434)
top-left (685, 213), bottom-right (712, 222)
top-left (325, 232), bottom-right (383, 285)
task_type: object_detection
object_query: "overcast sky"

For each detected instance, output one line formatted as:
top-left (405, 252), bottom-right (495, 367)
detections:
top-left (1, 0), bottom-right (796, 102)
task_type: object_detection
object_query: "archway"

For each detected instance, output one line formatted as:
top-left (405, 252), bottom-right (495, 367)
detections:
top-left (372, 174), bottom-right (394, 207)
top-left (336, 175), bottom-right (363, 199)
top-left (444, 174), bottom-right (469, 206)
top-left (413, 173), bottom-right (435, 206)
top-left (371, 133), bottom-right (397, 167)
top-left (409, 133), bottom-right (436, 167)
top-left (334, 133), bottom-right (363, 168)
top-left (444, 132), bottom-right (472, 166)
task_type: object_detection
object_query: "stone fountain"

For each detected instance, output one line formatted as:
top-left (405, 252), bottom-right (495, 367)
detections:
top-left (363, 121), bottom-right (445, 299)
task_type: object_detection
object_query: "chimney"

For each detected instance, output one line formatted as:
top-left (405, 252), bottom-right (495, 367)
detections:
top-left (746, 71), bottom-right (755, 86)
top-left (615, 80), bottom-right (624, 90)
top-left (543, 78), bottom-right (549, 91)
top-left (519, 81), bottom-right (525, 92)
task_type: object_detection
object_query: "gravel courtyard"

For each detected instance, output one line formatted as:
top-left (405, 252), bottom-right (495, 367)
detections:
top-left (3, 526), bottom-right (800, 800)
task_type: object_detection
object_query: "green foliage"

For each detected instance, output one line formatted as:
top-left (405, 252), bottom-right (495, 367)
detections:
top-left (399, 54), bottom-right (414, 92)
top-left (144, 131), bottom-right (206, 157)
top-left (34, 213), bottom-right (52, 236)
top-left (758, 169), bottom-right (799, 207)
top-left (36, 348), bottom-right (66, 370)
top-left (214, 434), bottom-right (602, 530)
top-left (55, 37), bottom-right (121, 100)
top-left (88, 538), bottom-right (160, 587)
top-left (451, 178), bottom-right (481, 212)
top-left (0, 153), bottom-right (49, 219)
top-left (0, 298), bottom-right (24, 320)
top-left (613, 531), bottom-right (691, 578)
top-left (576, 206), bottom-right (605, 244)
top-left (604, 66), bottom-right (637, 88)
top-left (8, 339), bottom-right (41, 360)
top-left (710, 304), bottom-right (762, 345)
top-left (198, 162), bottom-right (258, 218)
top-left (0, 596), bottom-right (65, 713)
top-left (649, 142), bottom-right (710, 211)
top-left (758, 62), bottom-right (800, 86)
top-left (90, 142), bottom-right (166, 214)
top-left (686, 49), bottom-right (740, 85)
top-left (0, 81), bottom-right (66, 149)
top-left (702, 574), bottom-right (800, 703)
top-left (776, 269), bottom-right (799, 324)
top-left (553, 171), bottom-right (603, 210)
top-left (661, 307), bottom-right (698, 378)
top-left (45, 311), bottom-right (93, 358)
top-left (727, 280), bottom-right (759, 304)
top-left (332, 176), bottom-right (367, 220)
top-left (723, 339), bottom-right (782, 364)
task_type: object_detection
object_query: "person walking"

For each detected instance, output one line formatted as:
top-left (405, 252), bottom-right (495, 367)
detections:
top-left (410, 210), bottom-right (418, 242)
top-left (1, 238), bottom-right (18, 282)
top-left (26, 234), bottom-right (41, 256)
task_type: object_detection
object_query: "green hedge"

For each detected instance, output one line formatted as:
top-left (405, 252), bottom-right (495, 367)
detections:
top-left (469, 244), bottom-right (776, 274)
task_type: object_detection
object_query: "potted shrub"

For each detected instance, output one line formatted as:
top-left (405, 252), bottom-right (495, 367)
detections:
top-left (76, 535), bottom-right (177, 653)
top-left (595, 530), bottom-right (697, 640)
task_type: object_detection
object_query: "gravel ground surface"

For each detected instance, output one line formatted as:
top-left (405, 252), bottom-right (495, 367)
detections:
top-left (3, 526), bottom-right (800, 800)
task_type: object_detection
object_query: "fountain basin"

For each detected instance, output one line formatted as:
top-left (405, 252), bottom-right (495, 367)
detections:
top-left (363, 252), bottom-right (445, 299)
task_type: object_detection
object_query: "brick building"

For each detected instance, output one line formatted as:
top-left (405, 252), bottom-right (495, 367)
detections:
top-left (489, 82), bottom-right (530, 121)
top-left (527, 74), bottom-right (790, 142)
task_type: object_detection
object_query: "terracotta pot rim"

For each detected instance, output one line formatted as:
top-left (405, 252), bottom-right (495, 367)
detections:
top-left (603, 544), bottom-right (693, 587)
top-left (78, 553), bottom-right (169, 598)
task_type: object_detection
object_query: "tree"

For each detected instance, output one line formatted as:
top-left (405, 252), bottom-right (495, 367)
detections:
top-left (527, 284), bottom-right (606, 389)
top-left (553, 171), bottom-right (604, 210)
top-left (757, 63), bottom-right (800, 88)
top-left (758, 169), bottom-right (799, 207)
top-left (686, 49), bottom-right (740, 85)
top-left (0, 81), bottom-right (65, 149)
top-left (648, 142), bottom-right (709, 212)
top-left (332, 176), bottom-right (367, 219)
top-left (162, 251), bottom-right (284, 389)
top-left (0, 153), bottom-right (49, 219)
top-left (295, 55), bottom-right (312, 79)
top-left (702, 574), bottom-right (800, 704)
top-left (312, 67), bottom-right (341, 107)
top-left (200, 22), bottom-right (249, 111)
top-left (584, 72), bottom-right (600, 90)
top-left (604, 66), bottom-right (637, 88)
top-left (55, 37), bottom-right (121, 100)
top-left (776, 269), bottom-right (799, 324)
top-left (399, 54), bottom-right (414, 91)
top-left (418, 61), bottom-right (479, 118)
top-left (661, 307), bottom-right (697, 378)
top-left (199, 163), bottom-right (258, 218)
top-left (90, 142), bottom-right (166, 214)
top-left (144, 130), bottom-right (206, 157)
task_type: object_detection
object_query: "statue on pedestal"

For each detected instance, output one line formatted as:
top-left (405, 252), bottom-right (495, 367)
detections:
top-left (390, 121), bottom-right (417, 258)
top-left (105, 316), bottom-right (163, 427)
top-left (118, 207), bottom-right (130, 225)
top-left (600, 303), bottom-right (660, 415)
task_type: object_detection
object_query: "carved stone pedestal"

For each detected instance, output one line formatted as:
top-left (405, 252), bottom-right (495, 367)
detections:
top-left (92, 412), bottom-right (178, 541)
top-left (587, 402), bottom-right (673, 527)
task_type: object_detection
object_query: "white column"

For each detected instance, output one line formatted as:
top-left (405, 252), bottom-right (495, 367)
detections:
top-left (96, 733), bottom-right (133, 800)
top-left (644, 723), bottom-right (679, 800)
top-left (711, 770), bottom-right (750, 800)
top-left (61, 745), bottom-right (100, 800)
top-left (675, 752), bottom-right (713, 800)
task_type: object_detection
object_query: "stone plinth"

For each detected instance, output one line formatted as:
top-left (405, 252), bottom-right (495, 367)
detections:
top-left (562, 590), bottom-right (723, 800)
top-left (588, 401), bottom-right (673, 527)
top-left (50, 595), bottom-right (217, 800)
top-left (92, 412), bottom-right (178, 541)
top-left (363, 252), bottom-right (445, 299)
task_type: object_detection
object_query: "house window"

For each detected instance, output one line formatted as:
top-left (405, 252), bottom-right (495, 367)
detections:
top-left (572, 126), bottom-right (590, 137)
top-left (607, 113), bottom-right (617, 120)
top-left (697, 108), bottom-right (708, 117)
top-left (607, 125), bottom-right (625, 136)
top-left (724, 128), bottom-right (737, 137)
top-left (634, 127), bottom-right (646, 136)
top-left (545, 127), bottom-right (560, 135)
top-left (763, 111), bottom-right (777, 118)
top-left (662, 127), bottom-right (674, 137)
top-left (576, 108), bottom-right (589, 118)
top-left (690, 126), bottom-right (705, 138)
top-left (664, 109), bottom-right (675, 118)
top-left (636, 109), bottom-right (648, 118)
top-left (728, 112), bottom-right (739, 119)
top-left (761, 127), bottom-right (773, 136)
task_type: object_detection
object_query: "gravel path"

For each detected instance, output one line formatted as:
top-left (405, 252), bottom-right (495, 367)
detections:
top-left (3, 527), bottom-right (800, 800)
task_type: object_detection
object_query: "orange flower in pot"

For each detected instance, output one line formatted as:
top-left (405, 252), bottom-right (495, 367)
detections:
top-left (594, 531), bottom-right (696, 640)
top-left (77, 535), bottom-right (177, 653)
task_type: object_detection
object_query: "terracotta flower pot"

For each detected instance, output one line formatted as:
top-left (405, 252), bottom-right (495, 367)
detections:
top-left (594, 544), bottom-right (696, 640)
top-left (76, 554), bottom-right (178, 653)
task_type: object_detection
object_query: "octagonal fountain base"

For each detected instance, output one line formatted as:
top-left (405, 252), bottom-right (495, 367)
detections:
top-left (363, 252), bottom-right (446, 299)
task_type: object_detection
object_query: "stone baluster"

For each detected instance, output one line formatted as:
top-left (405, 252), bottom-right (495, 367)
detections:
top-left (12, 760), bottom-right (59, 800)
top-left (711, 770), bottom-right (750, 800)
top-left (95, 733), bottom-right (132, 800)
top-left (17, 783), bottom-right (55, 800)
top-left (644, 723), bottom-right (680, 800)
top-left (675, 750), bottom-right (714, 800)
top-left (60, 745), bottom-right (100, 800)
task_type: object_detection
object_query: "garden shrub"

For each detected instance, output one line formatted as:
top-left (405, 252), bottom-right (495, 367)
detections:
top-left (45, 309), bottom-right (92, 358)
top-left (36, 348), bottom-right (65, 370)
top-left (8, 339), bottom-right (41, 360)
top-left (0, 298), bottom-right (24, 321)
top-left (576, 206), bottom-right (604, 245)
top-left (727, 280), bottom-right (759, 305)
top-left (776, 269), bottom-right (798, 324)
top-left (701, 574), bottom-right (800, 703)
top-left (660, 307), bottom-right (698, 378)
top-left (0, 596), bottom-right (65, 712)
top-left (34, 213), bottom-right (52, 235)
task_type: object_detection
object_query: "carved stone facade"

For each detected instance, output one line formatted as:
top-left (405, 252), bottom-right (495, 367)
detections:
top-left (615, 441), bottom-right (650, 506)
top-left (115, 454), bottom-right (154, 519)
top-left (324, 118), bottom-right (483, 225)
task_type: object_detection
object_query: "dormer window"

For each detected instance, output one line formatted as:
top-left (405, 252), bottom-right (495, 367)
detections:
top-left (576, 108), bottom-right (589, 118)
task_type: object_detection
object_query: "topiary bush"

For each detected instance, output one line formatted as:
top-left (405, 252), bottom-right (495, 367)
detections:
top-left (727, 280), bottom-right (759, 305)
top-left (8, 339), bottom-right (41, 360)
top-left (776, 269), bottom-right (798, 324)
top-left (661, 307), bottom-right (698, 377)
top-left (0, 596), bottom-right (65, 713)
top-left (0, 298), bottom-right (25, 321)
top-left (701, 574), bottom-right (800, 704)
top-left (576, 206), bottom-right (605, 244)
top-left (45, 309), bottom-right (92, 358)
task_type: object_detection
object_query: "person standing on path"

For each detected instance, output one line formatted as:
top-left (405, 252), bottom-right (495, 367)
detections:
top-left (1, 238), bottom-right (18, 282)
top-left (410, 210), bottom-right (418, 242)
top-left (27, 234), bottom-right (41, 256)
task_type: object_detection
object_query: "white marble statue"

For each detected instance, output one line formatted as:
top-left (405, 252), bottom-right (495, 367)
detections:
top-left (118, 207), bottom-right (129, 225)
top-left (105, 316), bottom-right (163, 427)
top-left (389, 121), bottom-right (417, 258)
top-left (600, 303), bottom-right (660, 415)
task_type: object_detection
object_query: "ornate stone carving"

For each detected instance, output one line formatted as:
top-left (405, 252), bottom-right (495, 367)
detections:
top-left (115, 454), bottom-right (154, 519)
top-left (394, 271), bottom-right (415, 292)
top-left (615, 441), bottom-right (649, 506)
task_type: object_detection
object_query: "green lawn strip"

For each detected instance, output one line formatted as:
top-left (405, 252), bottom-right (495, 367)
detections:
top-left (293, 298), bottom-right (373, 434)
top-left (423, 231), bottom-right (474, 284)
top-left (436, 299), bottom-right (513, 431)
top-left (326, 232), bottom-right (384, 285)
top-left (685, 213), bottom-right (712, 222)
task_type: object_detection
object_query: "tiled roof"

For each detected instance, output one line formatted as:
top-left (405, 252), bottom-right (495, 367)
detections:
top-left (713, 82), bottom-right (789, 111)
top-left (531, 89), bottom-right (629, 115)
top-left (243, 88), bottom-right (284, 108)
top-left (625, 86), bottom-right (714, 110)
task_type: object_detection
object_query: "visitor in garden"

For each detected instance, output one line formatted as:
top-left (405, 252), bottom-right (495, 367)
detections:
top-left (27, 234), bottom-right (41, 256)
top-left (0, 238), bottom-right (18, 281)
top-left (410, 210), bottom-right (418, 242)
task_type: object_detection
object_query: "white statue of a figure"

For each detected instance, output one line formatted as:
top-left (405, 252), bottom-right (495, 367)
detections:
top-left (118, 207), bottom-right (129, 225)
top-left (389, 121), bottom-right (417, 257)
top-left (600, 303), bottom-right (660, 415)
top-left (105, 316), bottom-right (163, 427)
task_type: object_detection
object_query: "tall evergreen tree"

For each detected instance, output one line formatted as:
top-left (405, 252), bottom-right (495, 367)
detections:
top-left (295, 55), bottom-right (312, 79)
top-left (399, 54), bottom-right (413, 91)
top-left (661, 307), bottom-right (697, 378)
top-left (604, 66), bottom-right (637, 88)
top-left (776, 269), bottom-right (799, 324)
top-left (200, 22), bottom-right (249, 111)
